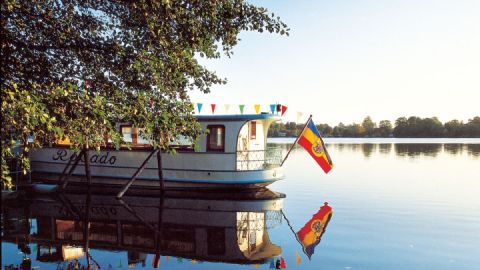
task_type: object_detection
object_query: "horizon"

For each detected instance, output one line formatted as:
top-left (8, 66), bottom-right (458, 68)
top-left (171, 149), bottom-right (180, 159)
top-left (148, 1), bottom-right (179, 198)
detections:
top-left (189, 0), bottom-right (480, 126)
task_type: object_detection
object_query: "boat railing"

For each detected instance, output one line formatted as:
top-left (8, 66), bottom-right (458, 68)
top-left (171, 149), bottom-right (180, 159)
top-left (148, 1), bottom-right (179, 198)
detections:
top-left (236, 147), bottom-right (283, 171)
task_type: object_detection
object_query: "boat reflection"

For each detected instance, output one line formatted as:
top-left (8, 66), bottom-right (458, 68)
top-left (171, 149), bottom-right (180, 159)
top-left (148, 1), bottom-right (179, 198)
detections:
top-left (2, 189), bottom-right (285, 268)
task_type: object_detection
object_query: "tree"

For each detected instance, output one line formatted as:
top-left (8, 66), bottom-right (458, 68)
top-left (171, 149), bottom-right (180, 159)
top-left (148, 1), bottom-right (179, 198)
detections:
top-left (1, 1), bottom-right (288, 185)
top-left (377, 120), bottom-right (392, 137)
top-left (361, 116), bottom-right (376, 137)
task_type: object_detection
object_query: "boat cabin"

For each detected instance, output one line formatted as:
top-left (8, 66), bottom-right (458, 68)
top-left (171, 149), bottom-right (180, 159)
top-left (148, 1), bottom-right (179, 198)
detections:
top-left (31, 114), bottom-right (284, 189)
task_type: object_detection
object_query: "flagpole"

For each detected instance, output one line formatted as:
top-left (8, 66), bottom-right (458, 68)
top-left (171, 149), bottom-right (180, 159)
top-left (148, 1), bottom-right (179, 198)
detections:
top-left (281, 210), bottom-right (309, 258)
top-left (280, 114), bottom-right (312, 166)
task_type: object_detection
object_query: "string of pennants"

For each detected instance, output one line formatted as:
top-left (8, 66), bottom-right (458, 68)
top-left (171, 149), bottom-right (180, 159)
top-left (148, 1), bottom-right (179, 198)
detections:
top-left (193, 102), bottom-right (306, 123)
top-left (193, 102), bottom-right (288, 116)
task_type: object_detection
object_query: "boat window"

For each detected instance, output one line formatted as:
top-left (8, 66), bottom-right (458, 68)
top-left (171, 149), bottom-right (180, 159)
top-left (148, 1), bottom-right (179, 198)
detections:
top-left (207, 125), bottom-right (225, 152)
top-left (136, 128), bottom-right (150, 145)
top-left (121, 126), bottom-right (133, 143)
top-left (170, 135), bottom-right (195, 151)
top-left (250, 121), bottom-right (256, 140)
top-left (121, 126), bottom-right (151, 147)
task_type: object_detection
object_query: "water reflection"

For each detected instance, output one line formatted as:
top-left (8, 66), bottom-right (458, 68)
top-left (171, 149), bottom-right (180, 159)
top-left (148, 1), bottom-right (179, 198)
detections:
top-left (378, 143), bottom-right (392, 155)
top-left (2, 189), bottom-right (286, 269)
top-left (395, 144), bottom-right (442, 157)
top-left (466, 144), bottom-right (480, 157)
top-left (327, 143), bottom-right (480, 158)
top-left (361, 144), bottom-right (376, 158)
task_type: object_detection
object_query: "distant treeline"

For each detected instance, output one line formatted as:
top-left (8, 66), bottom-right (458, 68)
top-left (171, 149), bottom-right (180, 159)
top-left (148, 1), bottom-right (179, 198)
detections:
top-left (268, 116), bottom-right (480, 138)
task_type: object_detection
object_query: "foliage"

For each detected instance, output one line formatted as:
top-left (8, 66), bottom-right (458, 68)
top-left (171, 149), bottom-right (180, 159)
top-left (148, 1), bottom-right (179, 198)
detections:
top-left (1, 0), bottom-right (288, 185)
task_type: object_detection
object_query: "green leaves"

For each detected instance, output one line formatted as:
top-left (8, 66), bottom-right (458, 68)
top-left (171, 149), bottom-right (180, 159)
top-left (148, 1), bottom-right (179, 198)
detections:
top-left (1, 0), bottom-right (288, 185)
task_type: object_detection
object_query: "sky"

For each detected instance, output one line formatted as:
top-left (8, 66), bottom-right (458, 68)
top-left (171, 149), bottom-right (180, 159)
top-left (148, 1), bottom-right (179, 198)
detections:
top-left (189, 0), bottom-right (480, 126)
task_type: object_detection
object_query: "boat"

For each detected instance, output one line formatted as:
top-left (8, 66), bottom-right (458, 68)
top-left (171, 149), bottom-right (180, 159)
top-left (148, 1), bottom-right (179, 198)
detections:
top-left (2, 189), bottom-right (285, 266)
top-left (30, 114), bottom-right (285, 189)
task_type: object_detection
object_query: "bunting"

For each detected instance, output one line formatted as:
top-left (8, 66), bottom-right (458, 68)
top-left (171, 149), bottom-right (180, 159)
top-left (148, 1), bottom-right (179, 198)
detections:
top-left (197, 103), bottom-right (203, 113)
top-left (296, 111), bottom-right (303, 123)
top-left (224, 104), bottom-right (230, 113)
top-left (254, 104), bottom-right (261, 114)
top-left (295, 252), bottom-right (301, 265)
top-left (270, 104), bottom-right (276, 114)
top-left (281, 105), bottom-right (288, 116)
top-left (152, 255), bottom-right (160, 268)
top-left (239, 104), bottom-right (245, 114)
top-left (211, 104), bottom-right (216, 114)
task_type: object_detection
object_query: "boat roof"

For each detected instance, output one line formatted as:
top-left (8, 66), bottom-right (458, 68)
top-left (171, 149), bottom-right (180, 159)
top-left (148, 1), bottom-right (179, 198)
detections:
top-left (195, 114), bottom-right (280, 122)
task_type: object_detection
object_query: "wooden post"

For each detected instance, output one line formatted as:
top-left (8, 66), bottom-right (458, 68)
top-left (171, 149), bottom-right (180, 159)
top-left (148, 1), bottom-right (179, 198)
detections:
top-left (60, 148), bottom-right (86, 189)
top-left (157, 149), bottom-right (164, 191)
top-left (116, 149), bottom-right (159, 199)
top-left (84, 146), bottom-right (92, 185)
top-left (83, 189), bottom-right (91, 268)
top-left (280, 115), bottom-right (312, 166)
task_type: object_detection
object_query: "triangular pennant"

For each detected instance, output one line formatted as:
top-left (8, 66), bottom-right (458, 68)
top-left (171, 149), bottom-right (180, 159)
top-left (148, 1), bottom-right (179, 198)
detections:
top-left (269, 259), bottom-right (276, 269)
top-left (197, 103), bottom-right (203, 113)
top-left (270, 104), bottom-right (276, 114)
top-left (281, 105), bottom-right (288, 116)
top-left (191, 102), bottom-right (195, 111)
top-left (152, 254), bottom-right (160, 268)
top-left (276, 104), bottom-right (282, 113)
top-left (254, 104), bottom-right (261, 114)
top-left (239, 104), bottom-right (245, 114)
top-left (211, 104), bottom-right (216, 114)
top-left (280, 256), bottom-right (287, 269)
top-left (295, 252), bottom-right (301, 265)
top-left (224, 104), bottom-right (230, 113)
top-left (296, 111), bottom-right (303, 123)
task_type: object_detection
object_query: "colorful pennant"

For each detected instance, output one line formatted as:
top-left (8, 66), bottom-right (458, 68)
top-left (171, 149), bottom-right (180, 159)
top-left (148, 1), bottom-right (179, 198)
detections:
top-left (281, 105), bottom-right (288, 116)
top-left (224, 104), bottom-right (230, 113)
top-left (270, 104), bottom-right (276, 114)
top-left (211, 104), bottom-right (216, 114)
top-left (239, 104), bottom-right (245, 114)
top-left (295, 252), bottom-right (301, 265)
top-left (197, 103), bottom-right (203, 113)
top-left (296, 111), bottom-right (303, 123)
top-left (152, 255), bottom-right (160, 268)
top-left (254, 104), bottom-right (261, 114)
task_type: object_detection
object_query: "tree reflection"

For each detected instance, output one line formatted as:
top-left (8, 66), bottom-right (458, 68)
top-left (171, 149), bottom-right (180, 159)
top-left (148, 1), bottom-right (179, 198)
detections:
top-left (443, 144), bottom-right (464, 155)
top-left (466, 144), bottom-right (480, 157)
top-left (395, 144), bottom-right (442, 157)
top-left (378, 144), bottom-right (392, 155)
top-left (361, 144), bottom-right (376, 158)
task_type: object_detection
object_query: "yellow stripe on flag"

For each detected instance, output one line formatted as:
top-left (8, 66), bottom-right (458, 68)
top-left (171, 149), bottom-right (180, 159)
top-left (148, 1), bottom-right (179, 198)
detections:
top-left (303, 128), bottom-right (319, 144)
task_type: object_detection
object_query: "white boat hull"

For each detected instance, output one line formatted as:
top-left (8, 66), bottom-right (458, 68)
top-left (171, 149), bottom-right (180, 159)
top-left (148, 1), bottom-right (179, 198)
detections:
top-left (30, 148), bottom-right (284, 189)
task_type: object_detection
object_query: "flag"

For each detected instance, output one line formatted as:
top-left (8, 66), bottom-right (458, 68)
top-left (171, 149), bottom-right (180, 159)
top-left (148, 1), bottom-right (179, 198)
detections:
top-left (281, 105), bottom-right (288, 116)
top-left (298, 119), bottom-right (333, 173)
top-left (296, 203), bottom-right (332, 259)
top-left (211, 104), bottom-right (216, 114)
top-left (197, 103), bottom-right (203, 113)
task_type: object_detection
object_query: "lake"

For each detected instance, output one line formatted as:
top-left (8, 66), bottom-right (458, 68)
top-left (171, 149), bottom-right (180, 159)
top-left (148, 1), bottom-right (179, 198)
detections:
top-left (2, 139), bottom-right (480, 270)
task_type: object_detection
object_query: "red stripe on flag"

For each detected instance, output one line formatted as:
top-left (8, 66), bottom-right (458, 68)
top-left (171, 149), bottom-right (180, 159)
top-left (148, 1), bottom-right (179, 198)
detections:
top-left (298, 136), bottom-right (332, 173)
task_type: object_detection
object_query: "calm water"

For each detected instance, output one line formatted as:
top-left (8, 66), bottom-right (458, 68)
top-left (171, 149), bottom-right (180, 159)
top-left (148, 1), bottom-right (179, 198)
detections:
top-left (2, 139), bottom-right (480, 269)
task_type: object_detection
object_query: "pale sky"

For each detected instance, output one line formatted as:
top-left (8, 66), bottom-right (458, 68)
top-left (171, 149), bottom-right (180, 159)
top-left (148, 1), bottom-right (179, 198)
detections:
top-left (190, 0), bottom-right (480, 126)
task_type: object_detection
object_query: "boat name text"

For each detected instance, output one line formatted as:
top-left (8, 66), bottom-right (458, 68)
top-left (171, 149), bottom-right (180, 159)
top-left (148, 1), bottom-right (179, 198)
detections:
top-left (52, 149), bottom-right (117, 165)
